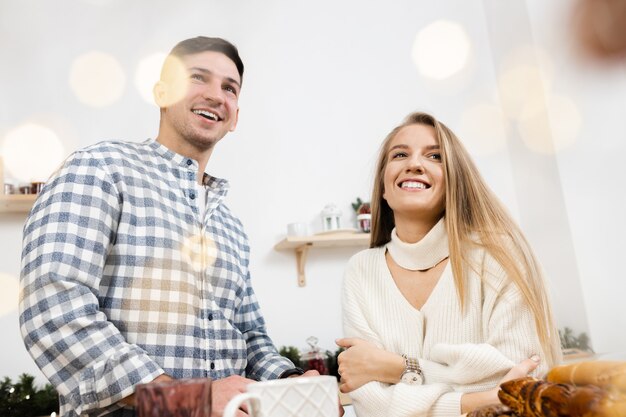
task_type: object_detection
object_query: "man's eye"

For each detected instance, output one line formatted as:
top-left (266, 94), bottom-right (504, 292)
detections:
top-left (224, 85), bottom-right (237, 95)
top-left (190, 74), bottom-right (204, 82)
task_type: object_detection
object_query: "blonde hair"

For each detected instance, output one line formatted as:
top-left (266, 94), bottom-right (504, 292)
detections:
top-left (370, 112), bottom-right (562, 367)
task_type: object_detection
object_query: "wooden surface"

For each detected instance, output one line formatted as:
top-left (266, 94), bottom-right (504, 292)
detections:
top-left (0, 156), bottom-right (38, 214)
top-left (0, 194), bottom-right (37, 213)
top-left (339, 392), bottom-right (352, 406)
top-left (274, 231), bottom-right (370, 286)
top-left (274, 232), bottom-right (370, 250)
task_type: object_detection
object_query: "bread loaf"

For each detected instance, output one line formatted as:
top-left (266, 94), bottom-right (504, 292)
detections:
top-left (546, 361), bottom-right (626, 394)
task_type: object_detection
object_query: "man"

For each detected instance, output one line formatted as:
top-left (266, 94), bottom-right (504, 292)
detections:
top-left (19, 36), bottom-right (306, 417)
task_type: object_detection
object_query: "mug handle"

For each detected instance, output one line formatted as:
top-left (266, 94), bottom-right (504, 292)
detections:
top-left (223, 392), bottom-right (261, 417)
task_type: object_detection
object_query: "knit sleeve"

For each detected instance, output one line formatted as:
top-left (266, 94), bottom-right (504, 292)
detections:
top-left (480, 251), bottom-right (549, 377)
top-left (341, 253), bottom-right (383, 344)
top-left (341, 252), bottom-right (456, 417)
top-left (417, 250), bottom-right (548, 394)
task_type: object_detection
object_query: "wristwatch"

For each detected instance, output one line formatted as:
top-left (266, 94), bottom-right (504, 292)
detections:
top-left (400, 354), bottom-right (424, 385)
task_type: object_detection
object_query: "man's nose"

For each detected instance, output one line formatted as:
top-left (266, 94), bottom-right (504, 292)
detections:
top-left (202, 82), bottom-right (224, 103)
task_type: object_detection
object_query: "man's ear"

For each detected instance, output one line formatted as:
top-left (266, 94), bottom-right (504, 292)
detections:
top-left (229, 107), bottom-right (240, 132)
top-left (153, 81), bottom-right (167, 108)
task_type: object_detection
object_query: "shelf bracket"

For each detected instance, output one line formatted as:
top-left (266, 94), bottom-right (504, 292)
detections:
top-left (295, 244), bottom-right (310, 287)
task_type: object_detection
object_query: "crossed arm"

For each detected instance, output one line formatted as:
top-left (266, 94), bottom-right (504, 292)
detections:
top-left (335, 337), bottom-right (540, 414)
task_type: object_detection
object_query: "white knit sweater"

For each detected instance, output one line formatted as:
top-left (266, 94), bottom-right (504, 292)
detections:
top-left (341, 246), bottom-right (547, 417)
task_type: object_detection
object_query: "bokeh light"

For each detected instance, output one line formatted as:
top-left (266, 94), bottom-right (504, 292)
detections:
top-left (497, 46), bottom-right (554, 120)
top-left (412, 20), bottom-right (471, 80)
top-left (517, 94), bottom-right (581, 154)
top-left (2, 123), bottom-right (65, 182)
top-left (498, 65), bottom-right (548, 120)
top-left (458, 103), bottom-right (508, 156)
top-left (0, 273), bottom-right (19, 318)
top-left (155, 55), bottom-right (190, 107)
top-left (69, 51), bottom-right (126, 107)
top-left (135, 52), bottom-right (167, 104)
top-left (180, 235), bottom-right (218, 272)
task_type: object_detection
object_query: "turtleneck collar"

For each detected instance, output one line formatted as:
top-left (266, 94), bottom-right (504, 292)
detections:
top-left (386, 218), bottom-right (449, 271)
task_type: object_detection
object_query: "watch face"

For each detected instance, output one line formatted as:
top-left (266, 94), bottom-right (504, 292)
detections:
top-left (401, 371), bottom-right (423, 385)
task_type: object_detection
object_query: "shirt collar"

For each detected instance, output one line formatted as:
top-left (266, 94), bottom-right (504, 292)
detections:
top-left (146, 138), bottom-right (230, 194)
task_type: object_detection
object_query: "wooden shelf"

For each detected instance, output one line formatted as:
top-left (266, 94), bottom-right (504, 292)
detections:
top-left (0, 194), bottom-right (37, 214)
top-left (0, 156), bottom-right (38, 214)
top-left (274, 231), bottom-right (370, 286)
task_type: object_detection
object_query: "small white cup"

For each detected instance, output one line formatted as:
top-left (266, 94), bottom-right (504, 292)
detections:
top-left (287, 222), bottom-right (309, 237)
top-left (223, 375), bottom-right (338, 417)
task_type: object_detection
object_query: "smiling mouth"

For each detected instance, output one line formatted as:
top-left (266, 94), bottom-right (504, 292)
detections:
top-left (192, 109), bottom-right (221, 121)
top-left (399, 180), bottom-right (430, 190)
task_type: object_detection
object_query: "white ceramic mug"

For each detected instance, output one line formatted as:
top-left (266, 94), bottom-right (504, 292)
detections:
top-left (287, 222), bottom-right (309, 237)
top-left (223, 375), bottom-right (338, 417)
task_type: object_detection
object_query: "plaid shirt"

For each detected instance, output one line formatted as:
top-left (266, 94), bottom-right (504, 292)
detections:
top-left (19, 139), bottom-right (293, 417)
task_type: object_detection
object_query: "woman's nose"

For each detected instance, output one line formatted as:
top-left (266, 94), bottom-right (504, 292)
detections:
top-left (405, 156), bottom-right (424, 173)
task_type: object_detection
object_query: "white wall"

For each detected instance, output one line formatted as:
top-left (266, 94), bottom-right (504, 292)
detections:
top-left (1, 0), bottom-right (625, 385)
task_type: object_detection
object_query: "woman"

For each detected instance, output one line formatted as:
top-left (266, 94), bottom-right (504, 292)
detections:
top-left (336, 112), bottom-right (562, 417)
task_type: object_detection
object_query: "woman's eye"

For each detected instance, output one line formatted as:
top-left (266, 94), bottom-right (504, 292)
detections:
top-left (391, 152), bottom-right (407, 159)
top-left (428, 153), bottom-right (442, 161)
top-left (190, 73), bottom-right (204, 82)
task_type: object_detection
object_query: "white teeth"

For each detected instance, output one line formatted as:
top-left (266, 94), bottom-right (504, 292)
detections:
top-left (193, 110), bottom-right (219, 121)
top-left (401, 181), bottom-right (427, 189)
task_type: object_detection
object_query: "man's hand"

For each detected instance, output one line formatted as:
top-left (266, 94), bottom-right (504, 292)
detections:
top-left (211, 375), bottom-right (255, 417)
top-left (300, 370), bottom-right (321, 377)
top-left (336, 337), bottom-right (404, 393)
top-left (118, 374), bottom-right (174, 407)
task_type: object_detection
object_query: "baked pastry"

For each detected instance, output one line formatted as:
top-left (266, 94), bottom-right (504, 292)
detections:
top-left (546, 361), bottom-right (626, 394)
top-left (467, 403), bottom-right (516, 417)
top-left (498, 377), bottom-right (626, 417)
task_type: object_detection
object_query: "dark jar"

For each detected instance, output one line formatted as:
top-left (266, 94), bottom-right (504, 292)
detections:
top-left (300, 336), bottom-right (330, 375)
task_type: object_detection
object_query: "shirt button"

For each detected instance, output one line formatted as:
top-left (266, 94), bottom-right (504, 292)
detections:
top-left (210, 362), bottom-right (215, 370)
top-left (208, 314), bottom-right (213, 321)
top-left (186, 159), bottom-right (193, 166)
top-left (190, 192), bottom-right (196, 200)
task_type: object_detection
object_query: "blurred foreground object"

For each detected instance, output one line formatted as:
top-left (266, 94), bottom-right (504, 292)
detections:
top-left (468, 360), bottom-right (626, 416)
top-left (499, 377), bottom-right (624, 417)
top-left (547, 361), bottom-right (626, 394)
top-left (573, 0), bottom-right (626, 60)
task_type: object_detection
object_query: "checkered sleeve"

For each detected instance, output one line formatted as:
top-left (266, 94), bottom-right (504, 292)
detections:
top-left (19, 150), bottom-right (164, 415)
top-left (235, 259), bottom-right (293, 380)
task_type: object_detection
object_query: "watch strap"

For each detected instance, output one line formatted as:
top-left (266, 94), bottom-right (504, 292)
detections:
top-left (401, 354), bottom-right (423, 384)
top-left (403, 355), bottom-right (420, 373)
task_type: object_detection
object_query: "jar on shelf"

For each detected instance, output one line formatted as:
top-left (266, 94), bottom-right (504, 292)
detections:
top-left (300, 336), bottom-right (329, 375)
top-left (19, 184), bottom-right (33, 194)
top-left (31, 181), bottom-right (45, 194)
top-left (356, 202), bottom-right (371, 233)
top-left (321, 204), bottom-right (341, 232)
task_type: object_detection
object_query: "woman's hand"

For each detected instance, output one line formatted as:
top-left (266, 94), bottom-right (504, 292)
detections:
top-left (335, 337), bottom-right (405, 393)
top-left (460, 355), bottom-right (540, 414)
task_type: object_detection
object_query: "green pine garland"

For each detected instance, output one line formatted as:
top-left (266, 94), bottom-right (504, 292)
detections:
top-left (0, 374), bottom-right (59, 417)
top-left (559, 327), bottom-right (594, 352)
